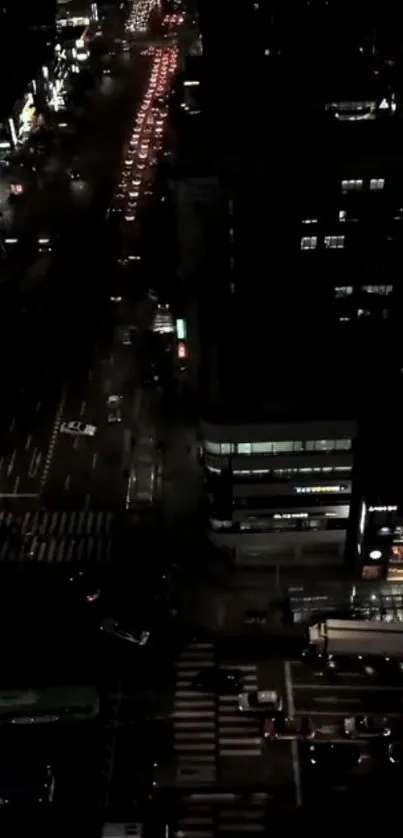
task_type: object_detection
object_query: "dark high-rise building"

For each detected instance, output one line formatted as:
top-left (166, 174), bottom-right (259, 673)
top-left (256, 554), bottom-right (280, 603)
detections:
top-left (0, 0), bottom-right (56, 116)
top-left (173, 1), bottom-right (403, 576)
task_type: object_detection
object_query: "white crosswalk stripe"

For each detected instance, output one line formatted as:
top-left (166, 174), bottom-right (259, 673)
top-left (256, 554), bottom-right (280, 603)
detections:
top-left (218, 664), bottom-right (260, 758)
top-left (0, 509), bottom-right (113, 563)
top-left (172, 641), bottom-right (216, 770)
top-left (175, 795), bottom-right (268, 838)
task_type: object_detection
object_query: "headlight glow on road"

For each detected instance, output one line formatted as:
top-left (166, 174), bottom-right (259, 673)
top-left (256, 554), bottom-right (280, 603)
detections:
top-left (111, 12), bottom-right (178, 248)
top-left (126, 0), bottom-right (160, 34)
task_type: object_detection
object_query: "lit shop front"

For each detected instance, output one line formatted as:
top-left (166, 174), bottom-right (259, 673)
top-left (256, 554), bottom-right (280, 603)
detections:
top-left (355, 501), bottom-right (403, 581)
top-left (56, 2), bottom-right (98, 31)
top-left (8, 89), bottom-right (43, 147)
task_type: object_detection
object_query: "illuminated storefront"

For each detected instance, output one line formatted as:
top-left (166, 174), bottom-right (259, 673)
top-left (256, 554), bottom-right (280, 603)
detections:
top-left (0, 131), bottom-right (12, 162)
top-left (56, 0), bottom-right (98, 31)
top-left (17, 93), bottom-right (38, 141)
top-left (355, 499), bottom-right (403, 581)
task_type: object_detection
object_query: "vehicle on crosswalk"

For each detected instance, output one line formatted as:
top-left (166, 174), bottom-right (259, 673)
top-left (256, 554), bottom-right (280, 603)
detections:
top-left (60, 421), bottom-right (96, 437)
top-left (264, 713), bottom-right (315, 740)
top-left (100, 617), bottom-right (150, 646)
top-left (107, 394), bottom-right (122, 423)
top-left (302, 742), bottom-right (362, 768)
top-left (191, 667), bottom-right (243, 694)
top-left (238, 689), bottom-right (282, 716)
top-left (343, 715), bottom-right (391, 739)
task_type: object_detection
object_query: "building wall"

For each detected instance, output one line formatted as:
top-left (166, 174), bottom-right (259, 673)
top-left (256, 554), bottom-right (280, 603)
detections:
top-left (201, 416), bottom-right (357, 566)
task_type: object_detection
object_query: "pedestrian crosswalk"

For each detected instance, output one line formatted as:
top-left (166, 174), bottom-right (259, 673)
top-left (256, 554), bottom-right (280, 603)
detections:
top-left (218, 664), bottom-right (261, 758)
top-left (175, 794), bottom-right (269, 837)
top-left (0, 509), bottom-right (113, 563)
top-left (172, 642), bottom-right (261, 768)
top-left (173, 641), bottom-right (216, 771)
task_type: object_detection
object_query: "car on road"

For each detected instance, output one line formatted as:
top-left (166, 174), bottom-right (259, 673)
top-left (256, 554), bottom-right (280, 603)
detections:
top-left (107, 395), bottom-right (122, 424)
top-left (302, 742), bottom-right (362, 769)
top-left (264, 713), bottom-right (314, 740)
top-left (67, 167), bottom-right (81, 181)
top-left (60, 421), bottom-right (96, 437)
top-left (191, 667), bottom-right (243, 694)
top-left (388, 743), bottom-right (403, 764)
top-left (343, 715), bottom-right (391, 739)
top-left (101, 617), bottom-right (150, 646)
top-left (238, 690), bottom-right (282, 716)
top-left (118, 327), bottom-right (131, 345)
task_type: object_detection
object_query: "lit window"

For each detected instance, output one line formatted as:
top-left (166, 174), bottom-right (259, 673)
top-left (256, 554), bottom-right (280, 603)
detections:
top-left (272, 441), bottom-right (294, 454)
top-left (324, 235), bottom-right (345, 249)
top-left (295, 485), bottom-right (348, 494)
top-left (302, 218), bottom-right (318, 225)
top-left (301, 236), bottom-right (317, 250)
top-left (237, 443), bottom-right (252, 455)
top-left (205, 441), bottom-right (233, 455)
top-left (252, 442), bottom-right (273, 454)
top-left (370, 178), bottom-right (385, 191)
top-left (338, 210), bottom-right (347, 222)
top-left (362, 285), bottom-right (393, 295)
top-left (341, 179), bottom-right (363, 193)
top-left (334, 286), bottom-right (353, 297)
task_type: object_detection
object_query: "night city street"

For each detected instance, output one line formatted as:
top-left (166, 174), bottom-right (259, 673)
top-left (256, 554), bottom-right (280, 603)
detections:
top-left (1, 0), bottom-right (403, 835)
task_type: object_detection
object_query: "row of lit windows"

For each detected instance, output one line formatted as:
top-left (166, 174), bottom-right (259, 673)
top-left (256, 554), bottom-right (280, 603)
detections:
top-left (301, 235), bottom-right (345, 250)
top-left (233, 466), bottom-right (352, 477)
top-left (207, 465), bottom-right (352, 478)
top-left (341, 178), bottom-right (385, 193)
top-left (209, 517), bottom-right (348, 534)
top-left (334, 285), bottom-right (393, 298)
top-left (303, 212), bottom-right (350, 225)
top-left (204, 439), bottom-right (352, 456)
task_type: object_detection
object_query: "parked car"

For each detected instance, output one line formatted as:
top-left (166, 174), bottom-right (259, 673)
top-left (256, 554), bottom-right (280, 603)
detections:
top-left (264, 714), bottom-right (315, 740)
top-left (343, 715), bottom-right (391, 739)
top-left (60, 421), bottom-right (96, 437)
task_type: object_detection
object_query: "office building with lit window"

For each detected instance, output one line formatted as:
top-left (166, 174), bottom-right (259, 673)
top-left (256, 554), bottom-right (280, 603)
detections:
top-left (200, 333), bottom-right (361, 570)
top-left (348, 422), bottom-right (403, 583)
top-left (188, 2), bottom-right (403, 582)
top-left (198, 0), bottom-right (403, 332)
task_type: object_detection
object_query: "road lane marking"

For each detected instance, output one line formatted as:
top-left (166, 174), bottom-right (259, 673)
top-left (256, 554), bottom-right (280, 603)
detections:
top-left (28, 448), bottom-right (42, 478)
top-left (40, 391), bottom-right (66, 489)
top-left (25, 435), bottom-right (32, 450)
top-left (285, 660), bottom-right (302, 808)
top-left (80, 400), bottom-right (86, 415)
top-left (35, 401), bottom-right (41, 412)
top-left (0, 493), bottom-right (39, 498)
top-left (6, 450), bottom-right (16, 477)
top-left (64, 474), bottom-right (71, 490)
top-left (92, 452), bottom-right (98, 469)
top-left (8, 418), bottom-right (15, 433)
top-left (73, 436), bottom-right (80, 449)
top-left (314, 697), bottom-right (361, 704)
top-left (293, 683), bottom-right (403, 691)
top-left (12, 476), bottom-right (20, 494)
top-left (298, 709), bottom-right (403, 717)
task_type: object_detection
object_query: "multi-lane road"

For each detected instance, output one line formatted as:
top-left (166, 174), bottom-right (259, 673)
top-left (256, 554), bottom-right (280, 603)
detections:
top-left (0, 8), bottom-right (178, 564)
top-left (286, 658), bottom-right (403, 806)
top-left (119, 644), bottom-right (403, 835)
